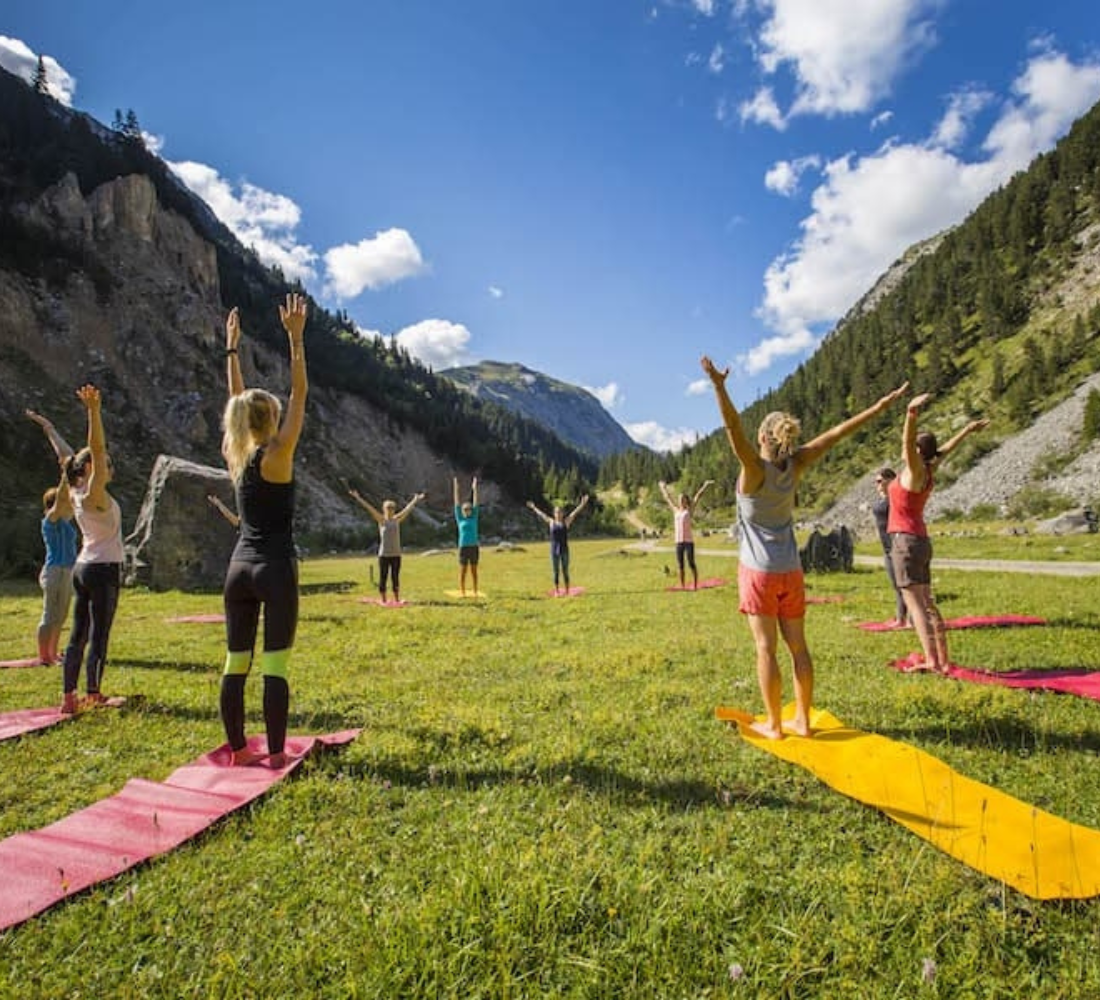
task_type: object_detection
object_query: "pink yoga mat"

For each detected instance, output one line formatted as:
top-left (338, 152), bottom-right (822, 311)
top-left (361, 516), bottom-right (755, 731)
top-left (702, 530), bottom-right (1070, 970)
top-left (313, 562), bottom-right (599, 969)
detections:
top-left (860, 614), bottom-right (1046, 632)
top-left (666, 577), bottom-right (728, 592)
top-left (0, 729), bottom-right (359, 931)
top-left (358, 598), bottom-right (409, 608)
top-left (0, 657), bottom-right (49, 669)
top-left (547, 587), bottom-right (585, 598)
top-left (889, 653), bottom-right (1100, 701)
top-left (0, 708), bottom-right (67, 741)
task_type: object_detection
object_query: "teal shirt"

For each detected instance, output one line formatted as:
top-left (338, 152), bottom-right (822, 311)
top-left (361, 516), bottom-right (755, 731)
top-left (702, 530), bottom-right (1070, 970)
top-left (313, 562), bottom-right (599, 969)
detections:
top-left (455, 505), bottom-right (479, 548)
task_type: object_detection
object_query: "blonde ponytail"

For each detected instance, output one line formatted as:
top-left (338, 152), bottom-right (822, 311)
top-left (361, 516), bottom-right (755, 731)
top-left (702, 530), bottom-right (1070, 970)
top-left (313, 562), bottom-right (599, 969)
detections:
top-left (222, 389), bottom-right (281, 482)
top-left (759, 411), bottom-right (801, 459)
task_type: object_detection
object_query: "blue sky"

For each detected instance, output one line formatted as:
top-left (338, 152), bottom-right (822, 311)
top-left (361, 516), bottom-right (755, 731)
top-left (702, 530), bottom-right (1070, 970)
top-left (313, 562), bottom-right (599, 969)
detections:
top-left (4, 1), bottom-right (1100, 451)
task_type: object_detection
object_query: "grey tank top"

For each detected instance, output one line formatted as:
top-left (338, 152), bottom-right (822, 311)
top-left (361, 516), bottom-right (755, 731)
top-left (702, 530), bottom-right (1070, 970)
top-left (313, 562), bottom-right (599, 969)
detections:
top-left (737, 460), bottom-right (800, 573)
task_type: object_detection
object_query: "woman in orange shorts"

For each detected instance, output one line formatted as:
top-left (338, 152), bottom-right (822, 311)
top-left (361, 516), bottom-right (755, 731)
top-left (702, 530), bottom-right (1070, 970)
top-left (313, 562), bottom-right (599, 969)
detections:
top-left (702, 357), bottom-right (907, 739)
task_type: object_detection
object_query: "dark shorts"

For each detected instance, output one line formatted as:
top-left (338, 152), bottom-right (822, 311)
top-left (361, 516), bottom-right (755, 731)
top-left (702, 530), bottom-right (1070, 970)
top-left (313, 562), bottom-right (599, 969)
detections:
top-left (890, 532), bottom-right (932, 587)
top-left (459, 545), bottom-right (480, 566)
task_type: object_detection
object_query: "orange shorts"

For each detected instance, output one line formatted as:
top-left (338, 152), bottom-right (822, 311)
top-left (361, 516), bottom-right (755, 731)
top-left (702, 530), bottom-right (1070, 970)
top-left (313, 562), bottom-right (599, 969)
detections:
top-left (738, 564), bottom-right (806, 618)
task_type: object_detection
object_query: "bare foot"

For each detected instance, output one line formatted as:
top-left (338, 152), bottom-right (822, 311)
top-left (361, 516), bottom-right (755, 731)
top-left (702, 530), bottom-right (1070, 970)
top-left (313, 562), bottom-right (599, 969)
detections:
top-left (749, 720), bottom-right (784, 740)
top-left (60, 692), bottom-right (78, 715)
top-left (81, 692), bottom-right (108, 708)
top-left (231, 747), bottom-right (268, 766)
top-left (900, 659), bottom-right (934, 673)
top-left (267, 751), bottom-right (294, 769)
top-left (783, 719), bottom-right (813, 737)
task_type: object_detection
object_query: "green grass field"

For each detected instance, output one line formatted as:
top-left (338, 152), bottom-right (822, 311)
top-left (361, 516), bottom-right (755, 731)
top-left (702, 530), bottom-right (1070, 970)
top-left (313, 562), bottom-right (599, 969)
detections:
top-left (1, 538), bottom-right (1099, 998)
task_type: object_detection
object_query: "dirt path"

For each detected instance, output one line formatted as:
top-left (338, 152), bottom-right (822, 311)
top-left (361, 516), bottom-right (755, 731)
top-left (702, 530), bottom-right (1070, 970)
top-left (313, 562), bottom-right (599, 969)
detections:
top-left (624, 542), bottom-right (1100, 577)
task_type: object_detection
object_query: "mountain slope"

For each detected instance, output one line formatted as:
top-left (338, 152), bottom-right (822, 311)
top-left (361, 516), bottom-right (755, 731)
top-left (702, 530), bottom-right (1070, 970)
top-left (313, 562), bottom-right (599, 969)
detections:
top-left (442, 361), bottom-right (638, 460)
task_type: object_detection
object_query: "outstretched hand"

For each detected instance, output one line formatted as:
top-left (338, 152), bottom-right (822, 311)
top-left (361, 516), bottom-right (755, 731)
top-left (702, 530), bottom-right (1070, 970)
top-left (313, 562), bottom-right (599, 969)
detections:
top-left (700, 355), bottom-right (728, 385)
top-left (226, 307), bottom-right (241, 349)
top-left (968, 418), bottom-right (991, 433)
top-left (908, 392), bottom-right (933, 411)
top-left (880, 382), bottom-right (910, 406)
top-left (279, 293), bottom-right (308, 342)
top-left (25, 409), bottom-right (51, 427)
top-left (76, 384), bottom-right (101, 410)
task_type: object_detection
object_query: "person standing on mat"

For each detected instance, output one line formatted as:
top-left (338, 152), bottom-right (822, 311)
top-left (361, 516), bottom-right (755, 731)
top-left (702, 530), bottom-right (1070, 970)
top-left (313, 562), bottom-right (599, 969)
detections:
top-left (348, 489), bottom-right (426, 603)
top-left (526, 495), bottom-right (589, 595)
top-left (37, 475), bottom-right (78, 666)
top-left (453, 476), bottom-right (481, 596)
top-left (871, 467), bottom-right (907, 628)
top-left (658, 479), bottom-right (713, 589)
top-left (220, 294), bottom-right (308, 767)
top-left (702, 355), bottom-right (907, 739)
top-left (61, 385), bottom-right (125, 714)
top-left (27, 409), bottom-right (79, 666)
top-left (888, 394), bottom-right (988, 674)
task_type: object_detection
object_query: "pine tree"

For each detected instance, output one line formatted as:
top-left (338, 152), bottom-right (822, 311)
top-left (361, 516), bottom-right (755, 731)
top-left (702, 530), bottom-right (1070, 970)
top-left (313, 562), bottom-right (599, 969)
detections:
top-left (32, 55), bottom-right (49, 95)
top-left (1083, 390), bottom-right (1100, 444)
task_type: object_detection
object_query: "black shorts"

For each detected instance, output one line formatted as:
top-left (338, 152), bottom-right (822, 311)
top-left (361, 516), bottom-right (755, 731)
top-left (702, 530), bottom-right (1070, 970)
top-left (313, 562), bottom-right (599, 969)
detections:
top-left (459, 545), bottom-right (480, 566)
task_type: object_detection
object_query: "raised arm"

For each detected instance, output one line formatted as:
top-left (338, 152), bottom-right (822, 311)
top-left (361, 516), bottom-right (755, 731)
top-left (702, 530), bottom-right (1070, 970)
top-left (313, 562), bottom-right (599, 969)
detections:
top-left (692, 480), bottom-right (714, 507)
top-left (395, 492), bottom-right (426, 523)
top-left (471, 477), bottom-right (479, 508)
top-left (565, 494), bottom-right (589, 527)
top-left (453, 477), bottom-right (460, 507)
top-left (225, 307), bottom-right (244, 398)
top-left (263, 293), bottom-right (309, 482)
top-left (207, 493), bottom-right (240, 529)
top-left (701, 356), bottom-right (764, 492)
top-left (526, 500), bottom-right (552, 525)
top-left (657, 481), bottom-right (677, 512)
top-left (46, 469), bottom-right (72, 523)
top-left (26, 409), bottom-right (75, 466)
top-left (938, 417), bottom-right (990, 459)
top-left (796, 382), bottom-right (909, 471)
top-left (348, 489), bottom-right (384, 523)
top-left (75, 384), bottom-right (110, 509)
top-left (899, 392), bottom-right (932, 491)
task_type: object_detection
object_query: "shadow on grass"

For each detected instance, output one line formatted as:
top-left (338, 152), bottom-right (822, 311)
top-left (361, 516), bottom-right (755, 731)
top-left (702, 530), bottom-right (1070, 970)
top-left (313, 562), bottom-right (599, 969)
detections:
top-left (879, 711), bottom-right (1100, 754)
top-left (116, 658), bottom-right (215, 674)
top-left (300, 581), bottom-right (358, 596)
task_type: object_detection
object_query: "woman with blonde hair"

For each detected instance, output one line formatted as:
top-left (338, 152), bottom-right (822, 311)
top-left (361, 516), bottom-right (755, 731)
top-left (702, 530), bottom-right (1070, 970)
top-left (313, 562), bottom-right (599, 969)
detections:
top-left (348, 489), bottom-right (426, 603)
top-left (702, 356), bottom-right (907, 738)
top-left (888, 394), bottom-right (988, 673)
top-left (220, 294), bottom-right (308, 767)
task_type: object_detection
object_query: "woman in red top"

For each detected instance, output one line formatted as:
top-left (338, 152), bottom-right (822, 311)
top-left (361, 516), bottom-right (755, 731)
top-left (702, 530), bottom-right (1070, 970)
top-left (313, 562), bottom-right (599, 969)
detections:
top-left (888, 393), bottom-right (988, 672)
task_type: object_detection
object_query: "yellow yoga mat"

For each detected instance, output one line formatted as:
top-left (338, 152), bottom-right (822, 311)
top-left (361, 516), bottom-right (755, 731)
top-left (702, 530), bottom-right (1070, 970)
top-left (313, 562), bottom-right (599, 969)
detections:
top-left (716, 705), bottom-right (1100, 900)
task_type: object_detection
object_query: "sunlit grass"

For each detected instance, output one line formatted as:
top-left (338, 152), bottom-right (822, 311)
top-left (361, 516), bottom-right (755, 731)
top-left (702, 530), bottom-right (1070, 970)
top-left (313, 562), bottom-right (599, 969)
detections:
top-left (1, 539), bottom-right (1099, 998)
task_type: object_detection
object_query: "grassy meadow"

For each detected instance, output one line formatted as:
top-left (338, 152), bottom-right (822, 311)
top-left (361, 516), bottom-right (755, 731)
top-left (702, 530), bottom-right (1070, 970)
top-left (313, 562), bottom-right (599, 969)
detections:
top-left (1, 535), bottom-right (1100, 998)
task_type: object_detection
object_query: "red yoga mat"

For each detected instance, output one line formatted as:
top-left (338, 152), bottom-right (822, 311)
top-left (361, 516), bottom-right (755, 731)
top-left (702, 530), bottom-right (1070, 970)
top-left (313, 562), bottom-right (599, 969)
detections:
top-left (889, 653), bottom-right (1100, 701)
top-left (164, 614), bottom-right (225, 624)
top-left (0, 729), bottom-right (359, 931)
top-left (0, 708), bottom-right (67, 741)
top-left (0, 657), bottom-right (49, 669)
top-left (860, 614), bottom-right (1046, 632)
top-left (547, 587), bottom-right (585, 597)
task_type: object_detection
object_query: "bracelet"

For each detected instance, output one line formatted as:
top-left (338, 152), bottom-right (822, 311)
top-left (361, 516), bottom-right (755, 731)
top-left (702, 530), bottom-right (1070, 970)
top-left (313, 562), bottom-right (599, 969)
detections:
top-left (225, 348), bottom-right (238, 356)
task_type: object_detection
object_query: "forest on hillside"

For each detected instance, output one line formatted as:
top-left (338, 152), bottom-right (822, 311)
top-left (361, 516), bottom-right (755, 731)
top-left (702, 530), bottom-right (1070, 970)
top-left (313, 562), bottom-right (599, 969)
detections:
top-left (600, 98), bottom-right (1100, 522)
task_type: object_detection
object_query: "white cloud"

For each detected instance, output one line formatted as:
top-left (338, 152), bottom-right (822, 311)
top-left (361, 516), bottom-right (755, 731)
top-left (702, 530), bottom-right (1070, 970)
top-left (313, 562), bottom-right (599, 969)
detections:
top-left (739, 87), bottom-right (786, 129)
top-left (686, 378), bottom-right (710, 396)
top-left (930, 87), bottom-right (992, 150)
top-left (0, 36), bottom-right (77, 106)
top-left (169, 160), bottom-right (319, 284)
top-left (323, 229), bottom-right (427, 299)
top-left (692, 0), bottom-right (716, 15)
top-left (753, 0), bottom-right (938, 121)
top-left (141, 131), bottom-right (165, 156)
top-left (584, 382), bottom-right (624, 409)
top-left (708, 43), bottom-right (726, 75)
top-left (391, 319), bottom-right (471, 370)
top-left (747, 47), bottom-right (1100, 375)
top-left (488, 285), bottom-right (504, 299)
top-left (870, 110), bottom-right (894, 130)
top-left (625, 421), bottom-right (700, 453)
top-left (764, 154), bottom-right (821, 196)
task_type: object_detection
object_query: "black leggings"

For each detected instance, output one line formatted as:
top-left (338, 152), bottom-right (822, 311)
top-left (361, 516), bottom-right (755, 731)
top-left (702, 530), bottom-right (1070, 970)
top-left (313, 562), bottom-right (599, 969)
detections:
top-left (63, 561), bottom-right (121, 695)
top-left (378, 555), bottom-right (402, 596)
top-left (676, 542), bottom-right (697, 577)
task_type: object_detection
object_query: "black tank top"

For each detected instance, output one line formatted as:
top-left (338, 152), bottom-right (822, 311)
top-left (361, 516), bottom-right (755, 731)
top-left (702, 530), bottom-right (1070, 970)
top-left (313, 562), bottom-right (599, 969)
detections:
top-left (232, 448), bottom-right (296, 562)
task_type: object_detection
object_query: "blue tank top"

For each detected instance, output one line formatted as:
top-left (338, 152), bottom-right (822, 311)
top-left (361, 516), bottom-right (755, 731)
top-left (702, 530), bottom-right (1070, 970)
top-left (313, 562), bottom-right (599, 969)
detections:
top-left (232, 448), bottom-right (296, 562)
top-left (737, 460), bottom-right (800, 573)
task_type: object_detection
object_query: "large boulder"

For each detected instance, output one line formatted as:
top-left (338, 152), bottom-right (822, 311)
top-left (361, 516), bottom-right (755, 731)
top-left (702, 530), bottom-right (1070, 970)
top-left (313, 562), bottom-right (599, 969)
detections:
top-left (125, 455), bottom-right (237, 591)
top-left (1034, 508), bottom-right (1099, 536)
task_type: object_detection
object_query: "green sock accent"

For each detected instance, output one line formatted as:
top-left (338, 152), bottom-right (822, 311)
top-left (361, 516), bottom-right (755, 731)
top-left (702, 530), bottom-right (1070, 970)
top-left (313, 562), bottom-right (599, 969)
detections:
top-left (261, 648), bottom-right (291, 680)
top-left (223, 650), bottom-right (252, 676)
